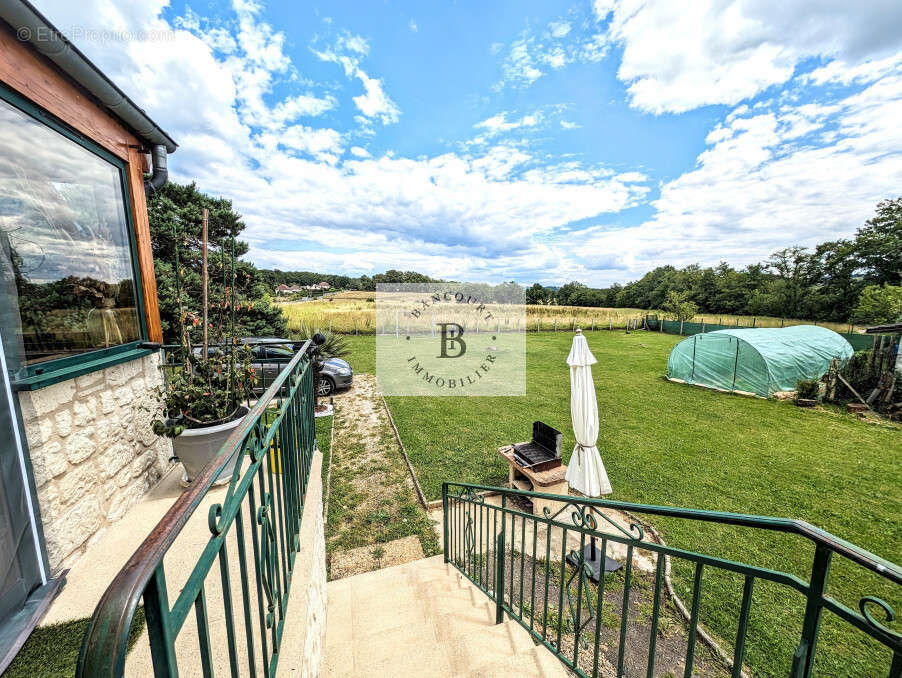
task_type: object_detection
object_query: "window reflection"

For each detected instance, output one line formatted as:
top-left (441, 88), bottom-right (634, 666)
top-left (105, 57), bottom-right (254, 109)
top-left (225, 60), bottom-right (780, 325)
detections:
top-left (0, 97), bottom-right (140, 366)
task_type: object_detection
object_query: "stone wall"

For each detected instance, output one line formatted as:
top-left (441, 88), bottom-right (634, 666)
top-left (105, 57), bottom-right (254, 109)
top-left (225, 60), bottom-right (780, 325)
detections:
top-left (18, 353), bottom-right (173, 571)
top-left (284, 449), bottom-right (327, 678)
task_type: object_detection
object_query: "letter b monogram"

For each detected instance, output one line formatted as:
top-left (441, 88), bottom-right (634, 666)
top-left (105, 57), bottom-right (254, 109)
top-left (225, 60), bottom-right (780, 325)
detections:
top-left (437, 323), bottom-right (466, 358)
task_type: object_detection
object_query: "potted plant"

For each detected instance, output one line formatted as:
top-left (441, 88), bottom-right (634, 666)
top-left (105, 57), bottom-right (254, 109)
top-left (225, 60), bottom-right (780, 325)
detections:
top-left (150, 204), bottom-right (260, 485)
top-left (152, 341), bottom-right (257, 484)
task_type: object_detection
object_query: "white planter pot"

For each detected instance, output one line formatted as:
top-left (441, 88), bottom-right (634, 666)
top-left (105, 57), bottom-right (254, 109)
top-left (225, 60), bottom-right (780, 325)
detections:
top-left (173, 406), bottom-right (249, 485)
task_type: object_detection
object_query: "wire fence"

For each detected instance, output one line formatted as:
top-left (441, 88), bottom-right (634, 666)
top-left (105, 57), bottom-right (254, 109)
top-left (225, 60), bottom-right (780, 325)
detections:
top-left (644, 315), bottom-right (894, 353)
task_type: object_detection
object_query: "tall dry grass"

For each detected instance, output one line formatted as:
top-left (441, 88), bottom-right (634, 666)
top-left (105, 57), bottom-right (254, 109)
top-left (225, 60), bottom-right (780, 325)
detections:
top-left (279, 298), bottom-right (863, 335)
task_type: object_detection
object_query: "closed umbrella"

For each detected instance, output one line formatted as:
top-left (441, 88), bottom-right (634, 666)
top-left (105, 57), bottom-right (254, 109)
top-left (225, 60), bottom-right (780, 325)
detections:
top-left (565, 329), bottom-right (611, 496)
top-left (564, 329), bottom-right (617, 578)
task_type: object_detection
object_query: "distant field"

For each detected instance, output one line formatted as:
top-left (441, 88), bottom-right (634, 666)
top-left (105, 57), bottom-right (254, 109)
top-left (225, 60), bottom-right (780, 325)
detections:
top-left (279, 297), bottom-right (866, 335)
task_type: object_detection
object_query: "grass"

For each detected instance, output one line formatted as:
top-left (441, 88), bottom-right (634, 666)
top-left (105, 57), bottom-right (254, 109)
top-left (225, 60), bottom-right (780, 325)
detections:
top-left (315, 411), bottom-right (333, 490)
top-left (280, 297), bottom-right (867, 337)
top-left (346, 331), bottom-right (899, 676)
top-left (6, 608), bottom-right (146, 678)
top-left (324, 383), bottom-right (439, 576)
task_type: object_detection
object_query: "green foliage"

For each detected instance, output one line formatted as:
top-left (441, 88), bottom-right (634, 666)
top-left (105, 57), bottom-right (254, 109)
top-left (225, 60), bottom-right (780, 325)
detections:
top-left (853, 284), bottom-right (902, 324)
top-left (152, 345), bottom-right (257, 434)
top-left (294, 327), bottom-right (350, 363)
top-left (526, 282), bottom-right (554, 305)
top-left (148, 181), bottom-right (287, 343)
top-left (795, 378), bottom-right (820, 401)
top-left (660, 290), bottom-right (698, 322)
top-left (856, 198), bottom-right (902, 287)
top-left (259, 268), bottom-right (443, 293)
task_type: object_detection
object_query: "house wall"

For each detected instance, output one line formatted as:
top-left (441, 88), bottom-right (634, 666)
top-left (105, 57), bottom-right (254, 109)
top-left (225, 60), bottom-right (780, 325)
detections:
top-left (17, 354), bottom-right (172, 571)
top-left (0, 21), bottom-right (173, 572)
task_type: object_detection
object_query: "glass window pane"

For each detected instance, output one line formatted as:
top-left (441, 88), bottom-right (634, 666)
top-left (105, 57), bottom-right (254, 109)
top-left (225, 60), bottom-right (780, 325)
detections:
top-left (265, 346), bottom-right (295, 359)
top-left (0, 97), bottom-right (141, 367)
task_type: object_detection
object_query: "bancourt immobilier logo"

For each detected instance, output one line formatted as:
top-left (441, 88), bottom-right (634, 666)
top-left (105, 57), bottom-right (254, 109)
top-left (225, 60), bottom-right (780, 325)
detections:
top-left (375, 283), bottom-right (526, 396)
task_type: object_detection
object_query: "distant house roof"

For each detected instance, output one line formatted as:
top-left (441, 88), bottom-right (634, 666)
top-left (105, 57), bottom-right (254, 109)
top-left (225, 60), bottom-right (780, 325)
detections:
top-left (318, 281), bottom-right (330, 287)
top-left (276, 284), bottom-right (291, 291)
top-left (865, 323), bottom-right (902, 334)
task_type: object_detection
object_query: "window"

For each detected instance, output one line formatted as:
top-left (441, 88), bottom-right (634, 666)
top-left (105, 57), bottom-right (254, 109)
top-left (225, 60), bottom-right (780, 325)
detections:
top-left (262, 346), bottom-right (295, 360)
top-left (0, 93), bottom-right (143, 374)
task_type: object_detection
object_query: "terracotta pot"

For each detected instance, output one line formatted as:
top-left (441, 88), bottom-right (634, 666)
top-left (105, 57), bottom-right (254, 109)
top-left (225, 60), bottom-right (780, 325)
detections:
top-left (173, 406), bottom-right (249, 485)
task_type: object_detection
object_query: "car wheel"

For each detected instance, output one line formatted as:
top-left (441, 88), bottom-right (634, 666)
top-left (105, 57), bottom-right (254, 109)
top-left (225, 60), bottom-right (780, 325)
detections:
top-left (316, 376), bottom-right (334, 397)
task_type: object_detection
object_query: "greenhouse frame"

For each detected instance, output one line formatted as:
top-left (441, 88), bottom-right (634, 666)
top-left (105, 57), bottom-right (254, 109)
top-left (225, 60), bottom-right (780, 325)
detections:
top-left (666, 325), bottom-right (854, 397)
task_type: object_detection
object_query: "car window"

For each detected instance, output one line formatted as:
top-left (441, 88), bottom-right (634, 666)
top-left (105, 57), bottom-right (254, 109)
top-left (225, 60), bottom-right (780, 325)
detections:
top-left (264, 346), bottom-right (295, 359)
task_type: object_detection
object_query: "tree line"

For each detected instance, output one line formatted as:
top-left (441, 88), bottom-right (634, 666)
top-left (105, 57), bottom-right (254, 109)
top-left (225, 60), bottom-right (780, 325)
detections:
top-left (258, 269), bottom-right (440, 291)
top-left (528, 198), bottom-right (902, 324)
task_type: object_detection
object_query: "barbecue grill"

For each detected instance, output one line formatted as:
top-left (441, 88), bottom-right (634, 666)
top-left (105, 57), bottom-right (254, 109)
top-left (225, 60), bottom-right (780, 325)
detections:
top-left (512, 421), bottom-right (563, 472)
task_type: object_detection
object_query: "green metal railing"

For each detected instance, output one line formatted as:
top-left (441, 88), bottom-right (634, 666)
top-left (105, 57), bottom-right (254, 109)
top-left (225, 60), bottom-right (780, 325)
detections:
top-left (77, 342), bottom-right (316, 678)
top-left (442, 482), bottom-right (902, 678)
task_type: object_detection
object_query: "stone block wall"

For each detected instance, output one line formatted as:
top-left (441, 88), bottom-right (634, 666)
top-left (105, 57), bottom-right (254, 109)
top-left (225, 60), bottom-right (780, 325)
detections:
top-left (286, 449), bottom-right (327, 678)
top-left (18, 353), bottom-right (173, 571)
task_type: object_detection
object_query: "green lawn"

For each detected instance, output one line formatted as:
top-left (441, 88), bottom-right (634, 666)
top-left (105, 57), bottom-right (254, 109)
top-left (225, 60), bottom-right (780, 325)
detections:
top-left (346, 331), bottom-right (901, 677)
top-left (315, 412), bottom-right (333, 488)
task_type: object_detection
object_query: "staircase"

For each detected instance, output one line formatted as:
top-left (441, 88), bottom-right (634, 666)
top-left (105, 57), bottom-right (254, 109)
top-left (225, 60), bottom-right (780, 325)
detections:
top-left (323, 556), bottom-right (569, 678)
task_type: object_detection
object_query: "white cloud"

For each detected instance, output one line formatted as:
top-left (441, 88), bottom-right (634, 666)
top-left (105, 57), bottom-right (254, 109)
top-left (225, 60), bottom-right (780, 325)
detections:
top-left (495, 21), bottom-right (610, 89)
top-left (352, 70), bottom-right (401, 124)
top-left (408, 19), bottom-right (418, 33)
top-left (261, 126), bottom-right (344, 163)
top-left (548, 21), bottom-right (571, 38)
top-left (574, 60), bottom-right (902, 280)
top-left (29, 0), bottom-right (902, 288)
top-left (499, 36), bottom-right (545, 87)
top-left (28, 0), bottom-right (646, 284)
top-left (600, 0), bottom-right (902, 114)
top-left (592, 0), bottom-right (616, 20)
top-left (560, 120), bottom-right (580, 129)
top-left (314, 32), bottom-right (401, 125)
top-left (474, 111), bottom-right (543, 135)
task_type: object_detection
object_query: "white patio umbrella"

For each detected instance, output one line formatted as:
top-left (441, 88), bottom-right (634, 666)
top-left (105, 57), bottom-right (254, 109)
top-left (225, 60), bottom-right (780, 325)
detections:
top-left (565, 329), bottom-right (611, 497)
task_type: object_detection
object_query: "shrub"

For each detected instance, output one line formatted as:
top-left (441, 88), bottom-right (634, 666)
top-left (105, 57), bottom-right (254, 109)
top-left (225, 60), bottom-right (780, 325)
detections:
top-left (661, 290), bottom-right (698, 322)
top-left (795, 378), bottom-right (821, 401)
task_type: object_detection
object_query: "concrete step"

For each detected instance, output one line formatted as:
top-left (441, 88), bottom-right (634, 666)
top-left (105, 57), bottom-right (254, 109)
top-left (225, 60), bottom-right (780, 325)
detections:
top-left (323, 555), bottom-right (567, 678)
top-left (443, 620), bottom-right (534, 670)
top-left (451, 646), bottom-right (570, 678)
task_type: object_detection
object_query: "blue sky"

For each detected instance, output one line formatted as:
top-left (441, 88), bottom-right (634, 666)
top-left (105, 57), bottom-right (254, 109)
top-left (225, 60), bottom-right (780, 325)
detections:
top-left (34, 0), bottom-right (902, 285)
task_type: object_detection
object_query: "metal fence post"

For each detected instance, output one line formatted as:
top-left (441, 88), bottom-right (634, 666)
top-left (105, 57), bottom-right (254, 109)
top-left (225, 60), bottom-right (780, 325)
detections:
top-left (495, 494), bottom-right (506, 624)
top-left (144, 564), bottom-right (179, 678)
top-left (793, 545), bottom-right (832, 677)
top-left (442, 483), bottom-right (449, 563)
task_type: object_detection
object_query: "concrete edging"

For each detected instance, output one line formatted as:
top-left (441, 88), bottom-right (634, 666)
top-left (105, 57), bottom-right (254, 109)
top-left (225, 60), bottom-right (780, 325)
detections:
top-left (380, 394), bottom-right (429, 509)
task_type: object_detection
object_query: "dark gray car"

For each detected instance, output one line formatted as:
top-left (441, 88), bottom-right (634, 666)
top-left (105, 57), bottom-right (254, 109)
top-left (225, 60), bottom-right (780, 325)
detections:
top-left (245, 338), bottom-right (352, 396)
top-left (194, 338), bottom-right (352, 395)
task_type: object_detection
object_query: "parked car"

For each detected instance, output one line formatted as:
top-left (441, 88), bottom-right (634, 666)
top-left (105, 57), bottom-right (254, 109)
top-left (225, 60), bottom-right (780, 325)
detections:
top-left (191, 337), bottom-right (353, 395)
